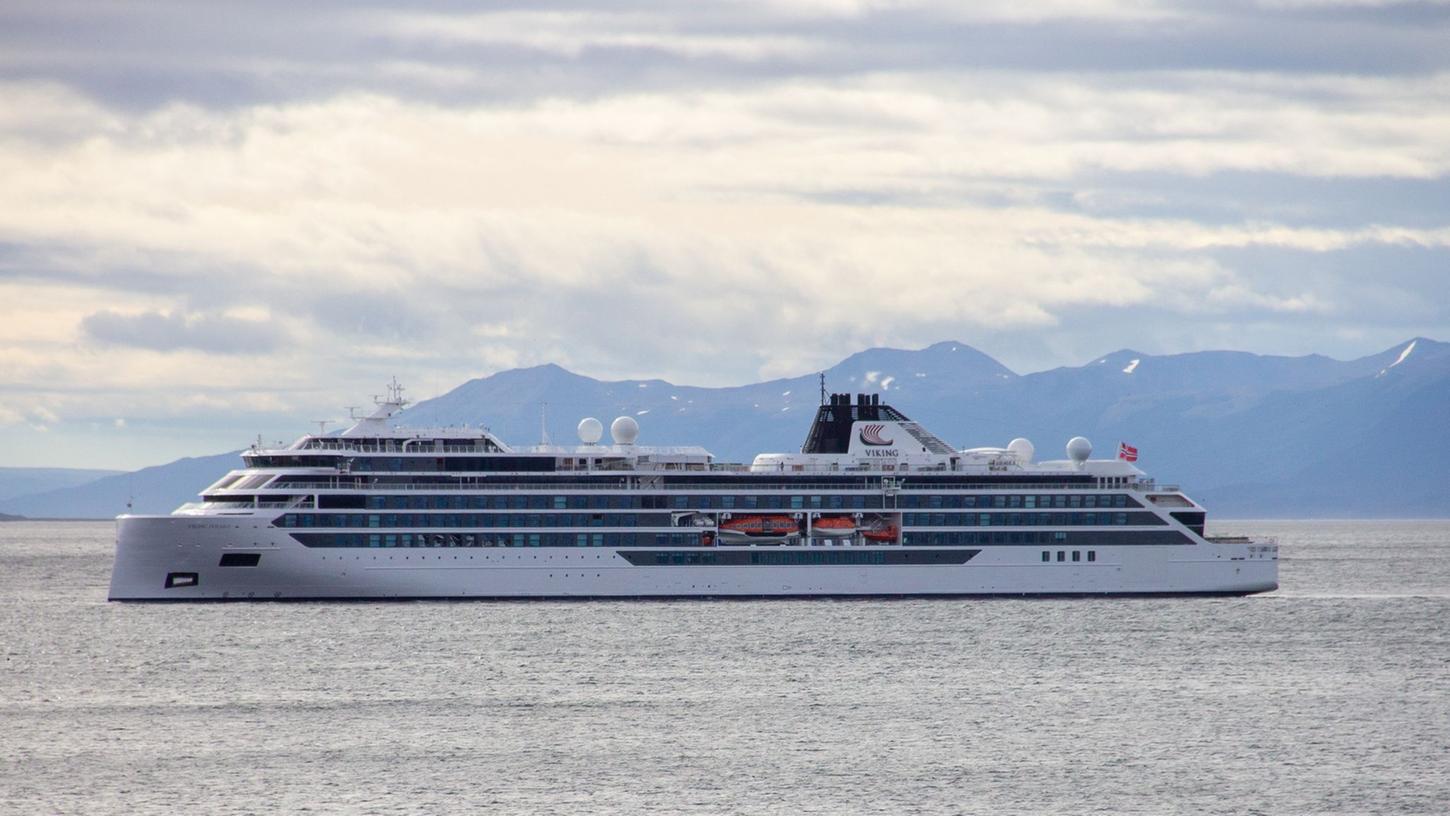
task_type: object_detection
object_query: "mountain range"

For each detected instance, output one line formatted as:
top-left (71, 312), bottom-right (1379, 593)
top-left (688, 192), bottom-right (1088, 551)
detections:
top-left (2, 337), bottom-right (1446, 518)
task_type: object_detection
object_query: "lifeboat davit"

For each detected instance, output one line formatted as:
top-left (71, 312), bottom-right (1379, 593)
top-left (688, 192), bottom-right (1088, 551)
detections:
top-left (719, 515), bottom-right (799, 539)
top-left (811, 516), bottom-right (856, 537)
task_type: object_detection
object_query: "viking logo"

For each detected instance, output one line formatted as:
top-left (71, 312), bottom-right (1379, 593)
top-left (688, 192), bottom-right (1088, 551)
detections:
top-left (859, 424), bottom-right (894, 446)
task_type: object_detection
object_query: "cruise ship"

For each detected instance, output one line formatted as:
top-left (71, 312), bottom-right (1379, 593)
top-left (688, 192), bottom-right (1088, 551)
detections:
top-left (108, 386), bottom-right (1278, 600)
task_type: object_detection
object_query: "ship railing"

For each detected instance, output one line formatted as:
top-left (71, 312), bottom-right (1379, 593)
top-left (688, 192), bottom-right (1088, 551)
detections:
top-left (242, 479), bottom-right (1109, 493)
top-left (1132, 480), bottom-right (1182, 492)
top-left (291, 442), bottom-right (503, 455)
top-left (174, 499), bottom-right (306, 513)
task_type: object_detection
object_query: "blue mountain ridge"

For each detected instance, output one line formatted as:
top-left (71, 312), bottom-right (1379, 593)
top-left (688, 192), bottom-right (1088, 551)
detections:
top-left (3, 338), bottom-right (1444, 518)
top-left (0, 467), bottom-right (123, 502)
top-left (0, 452), bottom-right (241, 519)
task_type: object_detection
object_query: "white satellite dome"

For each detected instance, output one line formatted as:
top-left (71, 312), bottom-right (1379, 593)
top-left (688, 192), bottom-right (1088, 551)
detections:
top-left (1066, 436), bottom-right (1092, 465)
top-left (1007, 437), bottom-right (1035, 464)
top-left (577, 417), bottom-right (603, 444)
top-left (610, 415), bottom-right (639, 445)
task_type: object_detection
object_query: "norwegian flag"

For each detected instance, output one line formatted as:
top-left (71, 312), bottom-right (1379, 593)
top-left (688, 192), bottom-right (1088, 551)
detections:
top-left (1117, 442), bottom-right (1139, 462)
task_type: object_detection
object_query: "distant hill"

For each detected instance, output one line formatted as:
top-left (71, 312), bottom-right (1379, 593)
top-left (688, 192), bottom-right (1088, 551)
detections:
top-left (0, 467), bottom-right (122, 502)
top-left (401, 337), bottom-right (1450, 517)
top-left (5, 337), bottom-right (1446, 518)
top-left (0, 452), bottom-right (242, 519)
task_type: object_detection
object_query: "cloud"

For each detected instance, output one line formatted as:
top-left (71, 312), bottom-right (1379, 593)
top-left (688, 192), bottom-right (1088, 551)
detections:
top-left (0, 1), bottom-right (1447, 467)
top-left (80, 309), bottom-right (283, 354)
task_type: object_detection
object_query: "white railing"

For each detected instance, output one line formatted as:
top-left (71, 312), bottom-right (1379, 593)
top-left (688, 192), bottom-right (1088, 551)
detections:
top-left (214, 478), bottom-right (1113, 493)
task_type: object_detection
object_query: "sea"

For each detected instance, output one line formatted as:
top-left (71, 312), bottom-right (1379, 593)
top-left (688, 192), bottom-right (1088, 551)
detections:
top-left (2, 520), bottom-right (1447, 816)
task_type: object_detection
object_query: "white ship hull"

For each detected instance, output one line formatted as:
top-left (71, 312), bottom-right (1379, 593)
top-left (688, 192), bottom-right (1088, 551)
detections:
top-left (109, 515), bottom-right (1278, 600)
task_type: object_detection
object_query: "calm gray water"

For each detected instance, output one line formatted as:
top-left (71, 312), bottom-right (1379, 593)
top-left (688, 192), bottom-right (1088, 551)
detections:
top-left (2, 520), bottom-right (1448, 815)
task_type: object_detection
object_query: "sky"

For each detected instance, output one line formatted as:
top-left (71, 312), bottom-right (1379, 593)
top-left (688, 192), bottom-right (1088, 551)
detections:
top-left (2, 0), bottom-right (1449, 469)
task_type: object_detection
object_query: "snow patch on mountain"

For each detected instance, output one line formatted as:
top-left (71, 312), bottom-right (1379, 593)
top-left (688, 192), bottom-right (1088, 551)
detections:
top-left (1122, 359), bottom-right (1140, 374)
top-left (1378, 340), bottom-right (1417, 377)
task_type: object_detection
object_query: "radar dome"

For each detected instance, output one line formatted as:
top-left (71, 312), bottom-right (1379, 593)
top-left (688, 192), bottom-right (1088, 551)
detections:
top-left (1066, 436), bottom-right (1092, 465)
top-left (610, 415), bottom-right (639, 445)
top-left (577, 417), bottom-right (603, 444)
top-left (1007, 438), bottom-right (1035, 464)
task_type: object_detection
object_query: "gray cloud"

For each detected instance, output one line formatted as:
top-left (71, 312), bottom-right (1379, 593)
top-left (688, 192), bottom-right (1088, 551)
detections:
top-left (81, 310), bottom-right (284, 354)
top-left (3, 2), bottom-right (1450, 113)
top-left (2, 0), bottom-right (1449, 468)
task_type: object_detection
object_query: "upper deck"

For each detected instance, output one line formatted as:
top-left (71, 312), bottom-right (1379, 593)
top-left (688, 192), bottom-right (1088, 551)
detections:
top-left (181, 387), bottom-right (1160, 515)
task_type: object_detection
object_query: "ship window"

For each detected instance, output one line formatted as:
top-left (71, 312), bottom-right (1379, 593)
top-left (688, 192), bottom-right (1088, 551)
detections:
top-left (721, 496), bottom-right (736, 509)
top-left (1041, 551), bottom-right (1050, 562)
top-left (1054, 531), bottom-right (1067, 541)
top-left (554, 496), bottom-right (567, 509)
top-left (1072, 551), bottom-right (1080, 562)
top-left (1088, 551), bottom-right (1096, 562)
top-left (1056, 551), bottom-right (1065, 562)
top-left (219, 553), bottom-right (260, 567)
top-left (1024, 496), bottom-right (1036, 509)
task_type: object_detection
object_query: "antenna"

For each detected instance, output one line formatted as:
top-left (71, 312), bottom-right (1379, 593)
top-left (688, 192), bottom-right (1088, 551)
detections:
top-left (819, 372), bottom-right (826, 406)
top-left (345, 406), bottom-right (361, 420)
top-left (387, 376), bottom-right (407, 405)
top-left (313, 420), bottom-right (333, 435)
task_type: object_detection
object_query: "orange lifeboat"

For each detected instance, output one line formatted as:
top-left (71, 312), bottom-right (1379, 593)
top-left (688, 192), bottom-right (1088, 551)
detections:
top-left (719, 515), bottom-right (798, 539)
top-left (861, 523), bottom-right (900, 543)
top-left (812, 516), bottom-right (856, 537)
